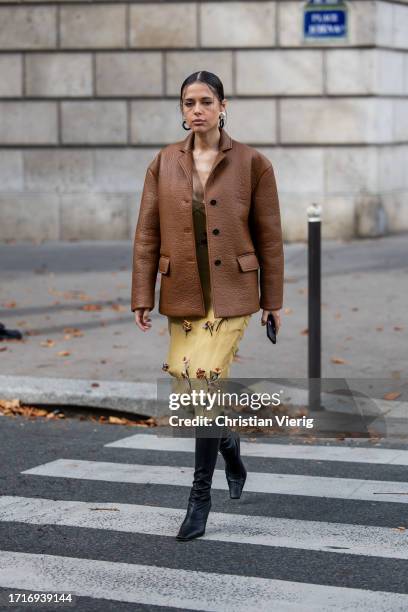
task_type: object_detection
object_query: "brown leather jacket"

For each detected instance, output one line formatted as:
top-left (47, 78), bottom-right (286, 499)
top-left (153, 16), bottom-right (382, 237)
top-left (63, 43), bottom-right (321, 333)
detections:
top-left (131, 127), bottom-right (284, 318)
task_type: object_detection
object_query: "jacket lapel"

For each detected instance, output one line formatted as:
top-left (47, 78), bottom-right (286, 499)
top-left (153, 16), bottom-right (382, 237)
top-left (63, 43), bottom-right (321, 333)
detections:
top-left (177, 128), bottom-right (232, 189)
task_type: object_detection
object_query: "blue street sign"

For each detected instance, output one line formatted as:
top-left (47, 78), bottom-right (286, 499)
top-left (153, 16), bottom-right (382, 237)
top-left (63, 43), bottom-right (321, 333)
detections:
top-left (304, 0), bottom-right (348, 39)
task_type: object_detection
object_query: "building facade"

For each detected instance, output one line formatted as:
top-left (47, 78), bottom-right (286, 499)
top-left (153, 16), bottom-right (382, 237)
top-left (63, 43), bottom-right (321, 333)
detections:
top-left (0, 0), bottom-right (407, 242)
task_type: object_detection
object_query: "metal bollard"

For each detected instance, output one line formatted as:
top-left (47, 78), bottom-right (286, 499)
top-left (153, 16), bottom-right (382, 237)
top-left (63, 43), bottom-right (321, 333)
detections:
top-left (307, 204), bottom-right (322, 411)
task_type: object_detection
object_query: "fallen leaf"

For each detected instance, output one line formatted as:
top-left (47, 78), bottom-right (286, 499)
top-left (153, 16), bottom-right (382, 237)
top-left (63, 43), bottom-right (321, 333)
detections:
top-left (394, 326), bottom-right (404, 331)
top-left (383, 391), bottom-right (401, 401)
top-left (57, 350), bottom-right (71, 357)
top-left (284, 308), bottom-right (293, 315)
top-left (3, 301), bottom-right (17, 308)
top-left (300, 328), bottom-right (309, 336)
top-left (40, 339), bottom-right (55, 348)
top-left (111, 304), bottom-right (126, 312)
top-left (81, 304), bottom-right (102, 311)
top-left (331, 357), bottom-right (347, 364)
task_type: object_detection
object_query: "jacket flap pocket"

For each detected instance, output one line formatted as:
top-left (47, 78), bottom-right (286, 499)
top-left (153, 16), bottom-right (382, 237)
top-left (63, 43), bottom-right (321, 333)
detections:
top-left (158, 255), bottom-right (170, 275)
top-left (237, 252), bottom-right (260, 272)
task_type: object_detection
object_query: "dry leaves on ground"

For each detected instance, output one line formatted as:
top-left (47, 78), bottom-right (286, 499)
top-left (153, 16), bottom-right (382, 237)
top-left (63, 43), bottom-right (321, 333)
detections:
top-left (383, 391), bottom-right (402, 401)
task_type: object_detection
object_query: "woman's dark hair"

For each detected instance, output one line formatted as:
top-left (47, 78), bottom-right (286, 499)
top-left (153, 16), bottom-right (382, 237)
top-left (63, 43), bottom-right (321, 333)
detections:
top-left (179, 71), bottom-right (225, 109)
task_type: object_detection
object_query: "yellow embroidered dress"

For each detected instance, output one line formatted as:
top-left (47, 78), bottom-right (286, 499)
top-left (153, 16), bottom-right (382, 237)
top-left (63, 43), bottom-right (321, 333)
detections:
top-left (163, 159), bottom-right (251, 415)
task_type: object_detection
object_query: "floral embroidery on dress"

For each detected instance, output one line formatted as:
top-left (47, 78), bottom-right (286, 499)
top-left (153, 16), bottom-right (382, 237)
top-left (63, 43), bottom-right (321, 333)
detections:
top-left (202, 317), bottom-right (228, 335)
top-left (180, 355), bottom-right (192, 391)
top-left (182, 319), bottom-right (192, 337)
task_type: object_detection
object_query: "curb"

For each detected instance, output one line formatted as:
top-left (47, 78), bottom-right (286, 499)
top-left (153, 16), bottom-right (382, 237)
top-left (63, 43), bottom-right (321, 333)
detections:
top-left (0, 375), bottom-right (161, 418)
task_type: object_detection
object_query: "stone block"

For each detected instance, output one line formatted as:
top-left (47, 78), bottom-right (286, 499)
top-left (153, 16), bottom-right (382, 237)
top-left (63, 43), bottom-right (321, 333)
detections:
top-left (226, 99), bottom-right (277, 143)
top-left (61, 101), bottom-right (127, 144)
top-left (130, 99), bottom-right (185, 144)
top-left (404, 56), bottom-right (408, 96)
top-left (0, 102), bottom-right (58, 144)
top-left (326, 50), bottom-right (375, 94)
top-left (166, 51), bottom-right (233, 96)
top-left (0, 150), bottom-right (23, 191)
top-left (96, 52), bottom-right (162, 96)
top-left (322, 195), bottom-right (357, 239)
top-left (355, 193), bottom-right (388, 237)
top-left (60, 5), bottom-right (126, 49)
top-left (326, 49), bottom-right (404, 95)
top-left (394, 99), bottom-right (408, 141)
top-left (0, 6), bottom-right (56, 49)
top-left (281, 98), bottom-right (393, 144)
top-left (93, 148), bottom-right (161, 192)
top-left (60, 193), bottom-right (131, 240)
top-left (201, 1), bottom-right (276, 47)
top-left (24, 149), bottom-right (93, 192)
top-left (236, 50), bottom-right (323, 95)
top-left (325, 147), bottom-right (378, 194)
top-left (26, 53), bottom-right (92, 97)
top-left (130, 3), bottom-right (196, 48)
top-left (378, 146), bottom-right (407, 192)
top-left (0, 193), bottom-right (59, 242)
top-left (382, 192), bottom-right (408, 232)
top-left (258, 147), bottom-right (324, 194)
top-left (375, 1), bottom-right (394, 47)
top-left (0, 54), bottom-right (22, 97)
top-left (394, 3), bottom-right (408, 49)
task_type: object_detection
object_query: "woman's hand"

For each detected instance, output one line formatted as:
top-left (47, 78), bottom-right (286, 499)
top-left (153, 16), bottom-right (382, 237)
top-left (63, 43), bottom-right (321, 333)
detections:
top-left (134, 308), bottom-right (152, 332)
top-left (261, 309), bottom-right (281, 334)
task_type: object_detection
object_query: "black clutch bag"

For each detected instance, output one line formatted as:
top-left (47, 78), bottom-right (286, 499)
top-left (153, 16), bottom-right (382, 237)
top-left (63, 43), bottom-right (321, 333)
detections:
top-left (266, 313), bottom-right (277, 344)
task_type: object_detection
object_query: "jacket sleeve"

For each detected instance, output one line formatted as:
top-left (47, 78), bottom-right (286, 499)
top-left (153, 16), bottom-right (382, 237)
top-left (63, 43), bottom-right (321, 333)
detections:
top-left (249, 163), bottom-right (284, 311)
top-left (131, 162), bottom-right (160, 312)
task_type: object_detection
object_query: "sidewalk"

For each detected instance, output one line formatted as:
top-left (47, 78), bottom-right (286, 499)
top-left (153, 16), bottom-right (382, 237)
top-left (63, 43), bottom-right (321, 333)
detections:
top-left (0, 235), bottom-right (407, 413)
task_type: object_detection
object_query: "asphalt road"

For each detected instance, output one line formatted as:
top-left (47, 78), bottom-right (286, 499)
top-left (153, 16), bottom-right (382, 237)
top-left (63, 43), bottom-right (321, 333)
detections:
top-left (0, 414), bottom-right (408, 611)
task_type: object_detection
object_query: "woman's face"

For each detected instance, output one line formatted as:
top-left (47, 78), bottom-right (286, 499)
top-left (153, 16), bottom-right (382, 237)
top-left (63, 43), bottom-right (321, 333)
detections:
top-left (181, 82), bottom-right (226, 132)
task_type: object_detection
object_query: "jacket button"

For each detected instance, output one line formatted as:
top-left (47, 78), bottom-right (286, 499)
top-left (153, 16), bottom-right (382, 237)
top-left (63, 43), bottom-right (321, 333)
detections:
top-left (210, 199), bottom-right (217, 205)
top-left (212, 228), bottom-right (220, 235)
top-left (214, 259), bottom-right (221, 266)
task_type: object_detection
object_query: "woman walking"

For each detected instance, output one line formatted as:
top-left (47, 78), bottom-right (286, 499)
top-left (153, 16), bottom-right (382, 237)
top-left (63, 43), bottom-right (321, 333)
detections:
top-left (131, 71), bottom-right (284, 541)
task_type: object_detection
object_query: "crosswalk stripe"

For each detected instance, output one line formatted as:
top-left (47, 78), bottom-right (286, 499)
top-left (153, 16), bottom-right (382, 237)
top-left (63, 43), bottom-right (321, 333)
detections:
top-left (1, 495), bottom-right (407, 560)
top-left (105, 433), bottom-right (408, 465)
top-left (0, 550), bottom-right (407, 611)
top-left (21, 459), bottom-right (408, 503)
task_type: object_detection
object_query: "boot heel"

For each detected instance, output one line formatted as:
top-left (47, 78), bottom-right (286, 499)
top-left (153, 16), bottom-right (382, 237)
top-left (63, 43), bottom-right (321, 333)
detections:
top-left (226, 467), bottom-right (247, 499)
top-left (219, 430), bottom-right (247, 499)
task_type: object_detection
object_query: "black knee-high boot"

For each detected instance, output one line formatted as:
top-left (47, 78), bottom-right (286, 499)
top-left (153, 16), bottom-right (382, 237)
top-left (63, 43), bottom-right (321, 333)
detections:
top-left (219, 427), bottom-right (247, 499)
top-left (176, 429), bottom-right (221, 541)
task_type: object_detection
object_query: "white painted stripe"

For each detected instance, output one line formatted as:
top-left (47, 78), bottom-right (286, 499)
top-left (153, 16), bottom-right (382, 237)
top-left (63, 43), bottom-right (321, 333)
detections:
top-left (105, 433), bottom-right (408, 465)
top-left (21, 459), bottom-right (408, 503)
top-left (0, 550), bottom-right (407, 611)
top-left (1, 496), bottom-right (407, 560)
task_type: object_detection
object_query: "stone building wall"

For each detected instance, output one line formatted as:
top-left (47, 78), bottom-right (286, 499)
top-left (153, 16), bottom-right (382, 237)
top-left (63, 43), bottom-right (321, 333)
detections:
top-left (0, 0), bottom-right (407, 242)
